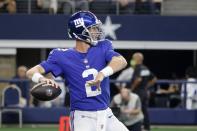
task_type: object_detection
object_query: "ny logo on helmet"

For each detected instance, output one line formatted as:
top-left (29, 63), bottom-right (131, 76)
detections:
top-left (74, 18), bottom-right (84, 28)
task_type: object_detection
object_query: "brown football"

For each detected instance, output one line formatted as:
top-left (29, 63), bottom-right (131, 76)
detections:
top-left (30, 82), bottom-right (61, 101)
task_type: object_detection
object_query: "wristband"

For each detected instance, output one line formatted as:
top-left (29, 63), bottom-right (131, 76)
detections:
top-left (100, 66), bottom-right (114, 77)
top-left (32, 73), bottom-right (44, 83)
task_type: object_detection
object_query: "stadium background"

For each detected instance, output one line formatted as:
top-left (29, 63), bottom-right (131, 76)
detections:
top-left (0, 0), bottom-right (197, 131)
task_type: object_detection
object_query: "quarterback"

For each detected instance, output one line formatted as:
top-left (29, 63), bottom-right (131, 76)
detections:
top-left (27, 11), bottom-right (128, 131)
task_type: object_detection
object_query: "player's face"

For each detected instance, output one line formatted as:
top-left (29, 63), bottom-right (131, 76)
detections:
top-left (88, 24), bottom-right (104, 42)
top-left (120, 88), bottom-right (130, 101)
top-left (17, 67), bottom-right (27, 78)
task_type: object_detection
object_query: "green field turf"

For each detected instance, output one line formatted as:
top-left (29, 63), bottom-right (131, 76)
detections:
top-left (0, 127), bottom-right (58, 131)
top-left (1, 127), bottom-right (197, 131)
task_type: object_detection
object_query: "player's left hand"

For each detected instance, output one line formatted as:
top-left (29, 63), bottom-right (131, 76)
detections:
top-left (86, 72), bottom-right (105, 89)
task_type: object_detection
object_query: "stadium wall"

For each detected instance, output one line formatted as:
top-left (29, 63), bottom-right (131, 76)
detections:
top-left (0, 15), bottom-right (197, 49)
top-left (0, 15), bottom-right (197, 41)
top-left (2, 107), bottom-right (197, 125)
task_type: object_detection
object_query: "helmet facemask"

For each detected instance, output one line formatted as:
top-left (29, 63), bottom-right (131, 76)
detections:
top-left (82, 21), bottom-right (105, 46)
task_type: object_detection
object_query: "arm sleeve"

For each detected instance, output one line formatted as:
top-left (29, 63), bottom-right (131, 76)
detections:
top-left (40, 49), bottom-right (63, 77)
top-left (104, 40), bottom-right (121, 62)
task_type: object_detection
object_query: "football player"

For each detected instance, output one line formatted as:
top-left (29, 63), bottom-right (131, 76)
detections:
top-left (26, 11), bottom-right (128, 131)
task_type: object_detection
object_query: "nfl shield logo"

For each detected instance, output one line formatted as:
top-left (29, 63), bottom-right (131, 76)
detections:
top-left (84, 59), bottom-right (88, 64)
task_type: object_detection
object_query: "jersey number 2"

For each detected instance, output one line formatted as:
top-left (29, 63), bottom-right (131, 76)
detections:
top-left (82, 68), bottom-right (102, 97)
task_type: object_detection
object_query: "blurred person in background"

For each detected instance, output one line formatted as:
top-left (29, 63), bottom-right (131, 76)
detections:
top-left (0, 0), bottom-right (16, 14)
top-left (37, 0), bottom-right (58, 14)
top-left (111, 87), bottom-right (144, 131)
top-left (111, 0), bottom-right (136, 14)
top-left (61, 0), bottom-right (89, 15)
top-left (135, 0), bottom-right (155, 14)
top-left (10, 65), bottom-right (28, 107)
top-left (115, 57), bottom-right (134, 90)
top-left (88, 0), bottom-right (111, 14)
top-left (129, 52), bottom-right (157, 131)
top-left (156, 73), bottom-right (181, 108)
top-left (181, 66), bottom-right (197, 110)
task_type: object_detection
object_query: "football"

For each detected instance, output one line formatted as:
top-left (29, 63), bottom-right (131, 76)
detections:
top-left (30, 82), bottom-right (62, 101)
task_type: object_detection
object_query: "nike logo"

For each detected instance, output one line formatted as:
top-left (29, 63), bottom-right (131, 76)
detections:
top-left (81, 115), bottom-right (96, 120)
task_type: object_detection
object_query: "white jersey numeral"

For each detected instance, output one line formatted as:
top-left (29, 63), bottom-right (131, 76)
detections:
top-left (82, 68), bottom-right (102, 97)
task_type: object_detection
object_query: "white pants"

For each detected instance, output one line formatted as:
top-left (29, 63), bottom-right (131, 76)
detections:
top-left (70, 108), bottom-right (129, 131)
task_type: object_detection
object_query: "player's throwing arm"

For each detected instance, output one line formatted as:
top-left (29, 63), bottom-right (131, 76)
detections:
top-left (87, 56), bottom-right (127, 88)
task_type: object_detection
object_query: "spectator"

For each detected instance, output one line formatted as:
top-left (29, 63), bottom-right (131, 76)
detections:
top-left (111, 87), bottom-right (144, 131)
top-left (89, 0), bottom-right (111, 14)
top-left (129, 52), bottom-right (157, 131)
top-left (37, 0), bottom-right (58, 14)
top-left (135, 0), bottom-right (155, 14)
top-left (156, 73), bottom-right (181, 108)
top-left (0, 0), bottom-right (16, 14)
top-left (115, 57), bottom-right (134, 89)
top-left (182, 66), bottom-right (197, 110)
top-left (111, 0), bottom-right (136, 14)
top-left (10, 65), bottom-right (29, 107)
top-left (61, 0), bottom-right (89, 15)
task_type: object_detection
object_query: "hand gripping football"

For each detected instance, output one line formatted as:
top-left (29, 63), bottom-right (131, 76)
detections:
top-left (30, 82), bottom-right (62, 101)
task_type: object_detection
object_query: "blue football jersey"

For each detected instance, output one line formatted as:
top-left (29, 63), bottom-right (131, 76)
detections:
top-left (40, 39), bottom-right (120, 111)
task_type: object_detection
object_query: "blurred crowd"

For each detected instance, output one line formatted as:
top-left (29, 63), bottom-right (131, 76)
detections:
top-left (112, 52), bottom-right (197, 130)
top-left (0, 0), bottom-right (161, 14)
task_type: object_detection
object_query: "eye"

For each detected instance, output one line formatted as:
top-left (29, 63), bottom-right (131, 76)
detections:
top-left (88, 25), bottom-right (99, 32)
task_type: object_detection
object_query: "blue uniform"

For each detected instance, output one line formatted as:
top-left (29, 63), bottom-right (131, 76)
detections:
top-left (40, 39), bottom-right (120, 111)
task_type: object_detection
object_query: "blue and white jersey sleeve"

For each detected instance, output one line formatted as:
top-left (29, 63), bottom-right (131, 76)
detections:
top-left (104, 40), bottom-right (120, 62)
top-left (40, 49), bottom-right (63, 77)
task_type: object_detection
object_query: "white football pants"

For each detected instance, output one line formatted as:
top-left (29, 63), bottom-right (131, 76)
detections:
top-left (70, 108), bottom-right (129, 131)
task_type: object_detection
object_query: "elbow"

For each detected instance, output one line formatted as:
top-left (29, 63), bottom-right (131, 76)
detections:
top-left (121, 56), bottom-right (127, 68)
top-left (26, 65), bottom-right (45, 79)
top-left (26, 69), bottom-right (34, 79)
top-left (26, 66), bottom-right (38, 79)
